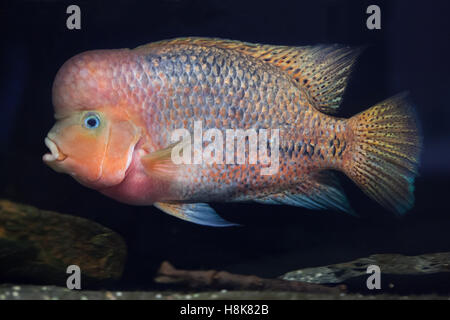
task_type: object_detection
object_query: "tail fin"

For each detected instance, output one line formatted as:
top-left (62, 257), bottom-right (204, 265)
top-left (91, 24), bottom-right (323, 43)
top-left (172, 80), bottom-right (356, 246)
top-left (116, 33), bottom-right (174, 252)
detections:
top-left (344, 93), bottom-right (422, 214)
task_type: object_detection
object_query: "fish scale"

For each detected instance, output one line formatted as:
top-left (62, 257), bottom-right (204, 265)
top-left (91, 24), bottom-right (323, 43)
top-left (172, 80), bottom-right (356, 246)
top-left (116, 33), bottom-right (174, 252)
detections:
top-left (128, 44), bottom-right (342, 201)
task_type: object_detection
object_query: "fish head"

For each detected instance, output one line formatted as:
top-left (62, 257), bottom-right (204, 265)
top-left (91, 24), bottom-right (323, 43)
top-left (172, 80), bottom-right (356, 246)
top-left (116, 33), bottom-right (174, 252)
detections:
top-left (43, 110), bottom-right (141, 189)
top-left (43, 50), bottom-right (142, 189)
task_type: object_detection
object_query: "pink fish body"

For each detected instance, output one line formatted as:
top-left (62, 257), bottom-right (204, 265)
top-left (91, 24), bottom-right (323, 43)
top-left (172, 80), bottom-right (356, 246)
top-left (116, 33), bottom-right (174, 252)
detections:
top-left (44, 38), bottom-right (421, 226)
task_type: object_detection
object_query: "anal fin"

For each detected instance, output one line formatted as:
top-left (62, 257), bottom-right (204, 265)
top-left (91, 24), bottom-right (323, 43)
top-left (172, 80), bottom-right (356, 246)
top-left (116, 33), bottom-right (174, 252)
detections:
top-left (154, 202), bottom-right (239, 227)
top-left (255, 171), bottom-right (354, 215)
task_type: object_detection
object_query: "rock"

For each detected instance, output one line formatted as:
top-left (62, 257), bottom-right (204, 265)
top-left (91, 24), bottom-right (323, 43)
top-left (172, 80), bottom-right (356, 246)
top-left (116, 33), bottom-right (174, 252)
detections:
top-left (0, 199), bottom-right (127, 286)
top-left (281, 252), bottom-right (450, 291)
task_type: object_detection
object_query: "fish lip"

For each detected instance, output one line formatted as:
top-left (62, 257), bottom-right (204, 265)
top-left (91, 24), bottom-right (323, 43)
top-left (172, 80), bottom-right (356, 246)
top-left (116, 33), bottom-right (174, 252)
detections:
top-left (43, 137), bottom-right (67, 162)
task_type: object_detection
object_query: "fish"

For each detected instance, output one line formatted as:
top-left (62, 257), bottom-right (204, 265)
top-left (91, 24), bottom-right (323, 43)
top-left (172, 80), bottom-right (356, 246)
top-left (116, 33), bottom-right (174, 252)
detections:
top-left (43, 37), bottom-right (422, 226)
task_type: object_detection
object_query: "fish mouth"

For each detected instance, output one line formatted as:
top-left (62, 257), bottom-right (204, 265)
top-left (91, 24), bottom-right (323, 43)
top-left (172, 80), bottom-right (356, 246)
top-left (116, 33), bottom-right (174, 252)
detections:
top-left (43, 137), bottom-right (67, 162)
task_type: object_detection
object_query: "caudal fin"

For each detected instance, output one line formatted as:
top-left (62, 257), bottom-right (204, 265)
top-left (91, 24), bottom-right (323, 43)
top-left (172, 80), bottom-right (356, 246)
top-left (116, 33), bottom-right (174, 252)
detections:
top-left (344, 93), bottom-right (422, 214)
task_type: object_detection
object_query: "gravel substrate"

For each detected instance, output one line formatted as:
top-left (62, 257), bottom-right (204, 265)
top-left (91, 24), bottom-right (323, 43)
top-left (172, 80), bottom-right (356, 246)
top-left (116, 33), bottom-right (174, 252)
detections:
top-left (0, 284), bottom-right (448, 300)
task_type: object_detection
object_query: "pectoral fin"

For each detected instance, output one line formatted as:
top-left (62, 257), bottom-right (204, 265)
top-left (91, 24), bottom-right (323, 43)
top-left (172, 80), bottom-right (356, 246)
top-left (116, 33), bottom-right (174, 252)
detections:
top-left (154, 202), bottom-right (239, 227)
top-left (141, 141), bottom-right (183, 179)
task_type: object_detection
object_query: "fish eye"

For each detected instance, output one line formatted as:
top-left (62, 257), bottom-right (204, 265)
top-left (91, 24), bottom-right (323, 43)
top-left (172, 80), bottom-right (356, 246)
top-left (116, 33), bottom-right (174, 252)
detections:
top-left (83, 113), bottom-right (100, 129)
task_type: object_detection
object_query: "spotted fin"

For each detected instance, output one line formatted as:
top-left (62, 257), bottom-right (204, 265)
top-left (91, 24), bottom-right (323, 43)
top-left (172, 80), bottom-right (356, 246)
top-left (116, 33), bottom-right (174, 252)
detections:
top-left (154, 202), bottom-right (239, 227)
top-left (255, 172), bottom-right (354, 214)
top-left (136, 37), bottom-right (362, 114)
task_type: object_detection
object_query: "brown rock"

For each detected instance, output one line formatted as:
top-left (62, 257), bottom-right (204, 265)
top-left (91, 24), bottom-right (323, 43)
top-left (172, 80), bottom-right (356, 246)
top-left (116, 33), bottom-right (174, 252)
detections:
top-left (0, 199), bottom-right (127, 286)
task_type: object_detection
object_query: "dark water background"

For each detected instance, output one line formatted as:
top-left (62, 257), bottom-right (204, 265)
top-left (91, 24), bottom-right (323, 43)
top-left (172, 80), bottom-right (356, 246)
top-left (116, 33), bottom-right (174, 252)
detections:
top-left (0, 0), bottom-right (449, 289)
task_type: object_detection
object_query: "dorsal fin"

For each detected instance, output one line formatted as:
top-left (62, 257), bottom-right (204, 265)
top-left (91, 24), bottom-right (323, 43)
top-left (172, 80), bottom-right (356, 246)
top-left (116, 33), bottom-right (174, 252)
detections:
top-left (135, 37), bottom-right (362, 114)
